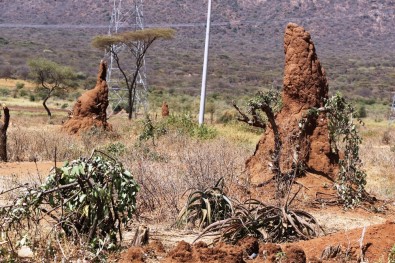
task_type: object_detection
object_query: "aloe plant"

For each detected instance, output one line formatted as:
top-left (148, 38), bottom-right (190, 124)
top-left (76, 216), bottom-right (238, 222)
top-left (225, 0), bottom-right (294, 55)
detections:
top-left (195, 198), bottom-right (323, 244)
top-left (177, 178), bottom-right (233, 229)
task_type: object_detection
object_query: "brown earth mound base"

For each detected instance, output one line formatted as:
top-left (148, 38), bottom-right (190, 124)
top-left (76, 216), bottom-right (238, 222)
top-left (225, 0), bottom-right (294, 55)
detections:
top-left (247, 23), bottom-right (339, 184)
top-left (294, 221), bottom-right (395, 262)
top-left (161, 238), bottom-right (306, 263)
top-left (118, 240), bottom-right (166, 263)
top-left (117, 222), bottom-right (393, 262)
top-left (163, 240), bottom-right (244, 263)
top-left (62, 61), bottom-right (112, 134)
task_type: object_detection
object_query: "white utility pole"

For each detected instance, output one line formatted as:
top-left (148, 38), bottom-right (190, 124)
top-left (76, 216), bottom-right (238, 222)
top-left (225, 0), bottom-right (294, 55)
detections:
top-left (390, 92), bottom-right (395, 122)
top-left (198, 0), bottom-right (212, 125)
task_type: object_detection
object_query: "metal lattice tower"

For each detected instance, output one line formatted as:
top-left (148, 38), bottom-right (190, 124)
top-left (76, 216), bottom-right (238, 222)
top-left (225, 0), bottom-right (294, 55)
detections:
top-left (389, 92), bottom-right (395, 122)
top-left (106, 0), bottom-right (148, 116)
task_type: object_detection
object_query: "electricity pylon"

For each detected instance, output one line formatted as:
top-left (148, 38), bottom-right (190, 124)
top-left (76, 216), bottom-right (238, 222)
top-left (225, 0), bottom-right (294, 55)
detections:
top-left (106, 0), bottom-right (148, 117)
top-left (389, 92), bottom-right (395, 122)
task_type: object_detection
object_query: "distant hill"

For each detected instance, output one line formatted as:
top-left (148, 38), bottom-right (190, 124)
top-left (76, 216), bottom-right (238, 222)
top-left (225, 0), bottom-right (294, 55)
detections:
top-left (1, 0), bottom-right (394, 31)
top-left (0, 0), bottom-right (394, 101)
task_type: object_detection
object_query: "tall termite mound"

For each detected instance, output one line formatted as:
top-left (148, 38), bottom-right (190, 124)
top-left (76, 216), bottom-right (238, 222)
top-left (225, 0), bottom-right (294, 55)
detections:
top-left (247, 23), bottom-right (339, 184)
top-left (62, 61), bottom-right (112, 134)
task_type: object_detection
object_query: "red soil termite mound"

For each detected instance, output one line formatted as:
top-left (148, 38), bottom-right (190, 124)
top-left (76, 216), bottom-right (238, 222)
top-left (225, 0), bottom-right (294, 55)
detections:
top-left (162, 101), bottom-right (169, 117)
top-left (246, 23), bottom-right (339, 184)
top-left (163, 240), bottom-right (244, 263)
top-left (62, 61), bottom-right (112, 134)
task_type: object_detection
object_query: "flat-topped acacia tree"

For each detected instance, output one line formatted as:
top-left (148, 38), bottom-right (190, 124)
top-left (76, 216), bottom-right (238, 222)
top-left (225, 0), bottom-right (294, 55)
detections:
top-left (28, 58), bottom-right (77, 119)
top-left (92, 28), bottom-right (175, 120)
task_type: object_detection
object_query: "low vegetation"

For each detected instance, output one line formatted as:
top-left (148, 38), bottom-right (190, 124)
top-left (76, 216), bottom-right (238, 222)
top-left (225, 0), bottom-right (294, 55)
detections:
top-left (195, 198), bottom-right (323, 244)
top-left (0, 151), bottom-right (139, 260)
top-left (176, 178), bottom-right (233, 229)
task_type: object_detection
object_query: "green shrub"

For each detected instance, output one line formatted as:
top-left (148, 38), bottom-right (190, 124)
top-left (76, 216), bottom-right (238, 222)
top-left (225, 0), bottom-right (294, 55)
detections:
top-left (0, 88), bottom-right (10, 96)
top-left (104, 142), bottom-right (126, 157)
top-left (325, 94), bottom-right (367, 208)
top-left (15, 82), bottom-right (25, 90)
top-left (138, 115), bottom-right (167, 145)
top-left (0, 151), bottom-right (139, 254)
top-left (357, 105), bottom-right (367, 118)
top-left (19, 89), bottom-right (28, 97)
top-left (165, 114), bottom-right (217, 139)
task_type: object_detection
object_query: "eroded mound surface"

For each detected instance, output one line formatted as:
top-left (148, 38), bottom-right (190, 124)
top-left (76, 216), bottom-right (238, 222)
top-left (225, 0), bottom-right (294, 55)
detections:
top-left (62, 60), bottom-right (112, 134)
top-left (118, 222), bottom-right (395, 262)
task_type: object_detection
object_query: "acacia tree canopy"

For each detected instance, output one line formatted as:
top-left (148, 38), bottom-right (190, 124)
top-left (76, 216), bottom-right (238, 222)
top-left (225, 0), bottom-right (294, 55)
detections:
top-left (28, 58), bottom-right (77, 118)
top-left (92, 28), bottom-right (175, 50)
top-left (92, 28), bottom-right (175, 120)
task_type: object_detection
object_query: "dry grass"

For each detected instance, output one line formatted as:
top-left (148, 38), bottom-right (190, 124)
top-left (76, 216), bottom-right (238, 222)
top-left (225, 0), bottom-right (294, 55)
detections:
top-left (1, 111), bottom-right (395, 261)
top-left (359, 122), bottom-right (395, 199)
top-left (0, 78), bottom-right (36, 90)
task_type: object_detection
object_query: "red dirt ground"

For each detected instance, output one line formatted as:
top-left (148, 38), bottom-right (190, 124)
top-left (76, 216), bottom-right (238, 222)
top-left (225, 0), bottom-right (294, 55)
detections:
top-left (293, 221), bottom-right (395, 262)
top-left (0, 161), bottom-right (54, 176)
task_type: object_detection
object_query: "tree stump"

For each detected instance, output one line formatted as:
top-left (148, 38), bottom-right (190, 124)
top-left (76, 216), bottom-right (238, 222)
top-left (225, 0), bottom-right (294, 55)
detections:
top-left (0, 105), bottom-right (10, 162)
top-left (132, 225), bottom-right (149, 246)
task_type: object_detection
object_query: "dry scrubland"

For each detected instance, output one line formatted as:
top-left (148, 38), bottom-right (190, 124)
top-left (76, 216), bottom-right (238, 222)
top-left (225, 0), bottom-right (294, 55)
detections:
top-left (0, 99), bottom-right (394, 261)
top-left (2, 107), bottom-right (395, 211)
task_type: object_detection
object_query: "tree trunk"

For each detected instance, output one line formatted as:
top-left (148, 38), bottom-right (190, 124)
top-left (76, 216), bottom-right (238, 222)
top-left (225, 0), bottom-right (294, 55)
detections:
top-left (132, 85), bottom-right (137, 119)
top-left (128, 88), bottom-right (133, 120)
top-left (43, 95), bottom-right (52, 119)
top-left (0, 106), bottom-right (10, 162)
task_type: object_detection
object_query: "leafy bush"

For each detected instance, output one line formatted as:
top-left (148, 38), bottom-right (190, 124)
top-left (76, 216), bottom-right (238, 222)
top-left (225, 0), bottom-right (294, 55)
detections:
top-left (325, 94), bottom-right (367, 208)
top-left (19, 89), bottom-right (28, 97)
top-left (0, 151), bottom-right (139, 257)
top-left (136, 115), bottom-right (168, 146)
top-left (357, 105), bottom-right (367, 118)
top-left (15, 82), bottom-right (25, 90)
top-left (29, 94), bottom-right (36, 101)
top-left (165, 114), bottom-right (217, 139)
top-left (0, 88), bottom-right (10, 97)
top-left (103, 142), bottom-right (126, 157)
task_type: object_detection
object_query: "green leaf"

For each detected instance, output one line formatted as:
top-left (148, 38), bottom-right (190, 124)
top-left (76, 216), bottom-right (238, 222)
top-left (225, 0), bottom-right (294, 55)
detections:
top-left (70, 165), bottom-right (80, 176)
top-left (79, 194), bottom-right (86, 203)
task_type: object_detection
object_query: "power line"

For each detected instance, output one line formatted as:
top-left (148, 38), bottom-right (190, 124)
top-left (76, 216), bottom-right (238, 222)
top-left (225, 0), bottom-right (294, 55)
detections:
top-left (105, 0), bottom-right (148, 117)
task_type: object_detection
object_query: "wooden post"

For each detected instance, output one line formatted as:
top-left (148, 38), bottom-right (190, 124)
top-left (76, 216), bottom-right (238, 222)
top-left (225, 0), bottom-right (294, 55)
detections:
top-left (131, 225), bottom-right (149, 246)
top-left (0, 105), bottom-right (10, 162)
